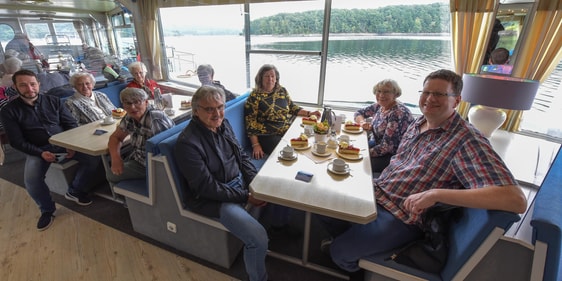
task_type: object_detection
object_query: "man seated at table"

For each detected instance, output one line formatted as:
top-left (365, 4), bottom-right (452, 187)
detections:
top-left (0, 69), bottom-right (101, 231)
top-left (106, 87), bottom-right (174, 185)
top-left (174, 85), bottom-right (269, 281)
top-left (319, 69), bottom-right (527, 280)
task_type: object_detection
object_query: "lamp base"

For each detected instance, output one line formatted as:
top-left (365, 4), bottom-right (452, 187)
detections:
top-left (468, 105), bottom-right (506, 138)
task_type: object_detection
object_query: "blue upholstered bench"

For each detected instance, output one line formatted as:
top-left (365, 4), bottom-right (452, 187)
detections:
top-left (96, 81), bottom-right (127, 107)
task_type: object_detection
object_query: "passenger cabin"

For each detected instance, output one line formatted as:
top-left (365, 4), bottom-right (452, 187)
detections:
top-left (0, 0), bottom-right (561, 280)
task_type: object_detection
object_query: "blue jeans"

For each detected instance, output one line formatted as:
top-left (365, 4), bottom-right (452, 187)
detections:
top-left (319, 205), bottom-right (422, 272)
top-left (219, 202), bottom-right (268, 281)
top-left (24, 152), bottom-right (100, 213)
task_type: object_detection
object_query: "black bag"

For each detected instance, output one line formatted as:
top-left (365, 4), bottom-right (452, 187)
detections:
top-left (387, 204), bottom-right (463, 273)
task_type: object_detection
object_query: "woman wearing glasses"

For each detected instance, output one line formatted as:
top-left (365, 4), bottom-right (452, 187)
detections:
top-left (354, 79), bottom-right (414, 173)
top-left (106, 87), bottom-right (174, 185)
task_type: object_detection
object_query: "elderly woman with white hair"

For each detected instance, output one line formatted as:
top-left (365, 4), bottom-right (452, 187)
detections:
top-left (354, 79), bottom-right (414, 173)
top-left (65, 72), bottom-right (116, 125)
top-left (126, 61), bottom-right (160, 99)
top-left (1, 57), bottom-right (22, 87)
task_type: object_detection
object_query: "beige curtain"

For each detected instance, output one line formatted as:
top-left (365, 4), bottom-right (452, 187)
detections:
top-left (138, 0), bottom-right (163, 80)
top-left (505, 0), bottom-right (562, 131)
top-left (450, 0), bottom-right (499, 117)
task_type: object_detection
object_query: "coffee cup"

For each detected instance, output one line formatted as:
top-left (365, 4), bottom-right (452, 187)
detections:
top-left (280, 146), bottom-right (295, 158)
top-left (104, 115), bottom-right (114, 123)
top-left (332, 158), bottom-right (349, 172)
top-left (304, 125), bottom-right (314, 136)
top-left (314, 141), bottom-right (327, 154)
top-left (338, 135), bottom-right (350, 143)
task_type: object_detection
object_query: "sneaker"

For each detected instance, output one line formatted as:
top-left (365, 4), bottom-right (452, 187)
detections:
top-left (320, 237), bottom-right (333, 255)
top-left (65, 191), bottom-right (92, 206)
top-left (37, 211), bottom-right (55, 231)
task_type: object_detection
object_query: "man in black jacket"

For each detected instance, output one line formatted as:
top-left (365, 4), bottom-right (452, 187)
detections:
top-left (175, 85), bottom-right (268, 281)
top-left (0, 69), bottom-right (100, 231)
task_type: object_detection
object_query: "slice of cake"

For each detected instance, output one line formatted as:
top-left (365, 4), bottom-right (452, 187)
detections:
top-left (338, 141), bottom-right (360, 155)
top-left (290, 133), bottom-right (309, 147)
top-left (181, 100), bottom-right (192, 108)
top-left (344, 121), bottom-right (361, 131)
top-left (112, 108), bottom-right (126, 118)
top-left (302, 115), bottom-right (318, 125)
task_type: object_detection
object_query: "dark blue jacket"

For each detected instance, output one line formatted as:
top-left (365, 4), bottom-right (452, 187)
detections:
top-left (175, 117), bottom-right (256, 218)
top-left (0, 94), bottom-right (77, 156)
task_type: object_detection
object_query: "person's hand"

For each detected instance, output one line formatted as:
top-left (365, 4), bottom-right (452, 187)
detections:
top-left (403, 189), bottom-right (437, 215)
top-left (309, 110), bottom-right (321, 118)
top-left (66, 149), bottom-right (76, 158)
top-left (42, 151), bottom-right (57, 162)
top-left (252, 145), bottom-right (265, 159)
top-left (362, 122), bottom-right (371, 130)
top-left (110, 158), bottom-right (124, 175)
top-left (248, 193), bottom-right (267, 207)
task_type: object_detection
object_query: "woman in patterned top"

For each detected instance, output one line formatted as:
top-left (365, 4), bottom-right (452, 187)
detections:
top-left (354, 79), bottom-right (414, 173)
top-left (65, 72), bottom-right (116, 125)
top-left (244, 64), bottom-right (320, 159)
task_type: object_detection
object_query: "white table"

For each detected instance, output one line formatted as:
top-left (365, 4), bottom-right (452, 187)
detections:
top-left (250, 117), bottom-right (377, 278)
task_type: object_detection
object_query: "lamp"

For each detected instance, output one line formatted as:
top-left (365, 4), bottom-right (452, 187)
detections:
top-left (462, 74), bottom-right (539, 138)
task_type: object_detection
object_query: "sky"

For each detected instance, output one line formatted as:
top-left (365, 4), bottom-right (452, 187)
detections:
top-left (161, 0), bottom-right (448, 30)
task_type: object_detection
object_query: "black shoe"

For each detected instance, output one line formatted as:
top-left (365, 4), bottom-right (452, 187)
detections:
top-left (65, 191), bottom-right (92, 206)
top-left (267, 225), bottom-right (302, 239)
top-left (320, 237), bottom-right (333, 255)
top-left (37, 211), bottom-right (55, 231)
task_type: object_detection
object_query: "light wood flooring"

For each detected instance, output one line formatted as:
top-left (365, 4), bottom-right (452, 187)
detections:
top-left (0, 178), bottom-right (239, 281)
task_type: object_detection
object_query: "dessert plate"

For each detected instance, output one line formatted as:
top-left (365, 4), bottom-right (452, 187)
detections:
top-left (311, 150), bottom-right (331, 157)
top-left (342, 127), bottom-right (364, 134)
top-left (278, 154), bottom-right (298, 161)
top-left (336, 150), bottom-right (363, 161)
top-left (100, 120), bottom-right (115, 126)
top-left (327, 163), bottom-right (350, 175)
top-left (292, 143), bottom-right (312, 150)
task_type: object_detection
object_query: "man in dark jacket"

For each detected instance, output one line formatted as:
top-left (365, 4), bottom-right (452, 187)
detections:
top-left (175, 85), bottom-right (268, 281)
top-left (0, 69), bottom-right (100, 231)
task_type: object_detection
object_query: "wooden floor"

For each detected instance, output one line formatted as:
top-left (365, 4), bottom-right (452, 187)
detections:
top-left (0, 178), bottom-right (239, 281)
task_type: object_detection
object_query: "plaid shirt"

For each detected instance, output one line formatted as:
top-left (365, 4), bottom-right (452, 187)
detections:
top-left (118, 107), bottom-right (174, 166)
top-left (375, 112), bottom-right (517, 225)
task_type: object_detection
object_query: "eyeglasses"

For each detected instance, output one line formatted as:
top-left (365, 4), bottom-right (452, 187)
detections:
top-left (375, 90), bottom-right (394, 96)
top-left (123, 100), bottom-right (144, 107)
top-left (418, 91), bottom-right (458, 98)
top-left (199, 104), bottom-right (225, 113)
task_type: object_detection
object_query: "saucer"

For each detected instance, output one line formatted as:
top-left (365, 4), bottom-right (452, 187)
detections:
top-left (336, 150), bottom-right (363, 161)
top-left (342, 127), bottom-right (364, 134)
top-left (311, 150), bottom-right (331, 157)
top-left (100, 120), bottom-right (115, 126)
top-left (278, 154), bottom-right (298, 161)
top-left (292, 143), bottom-right (312, 151)
top-left (327, 163), bottom-right (350, 175)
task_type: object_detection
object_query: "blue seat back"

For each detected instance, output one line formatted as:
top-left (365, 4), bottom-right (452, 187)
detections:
top-left (146, 119), bottom-right (190, 155)
top-left (157, 125), bottom-right (190, 208)
top-left (97, 82), bottom-right (127, 107)
top-left (224, 93), bottom-right (250, 150)
top-left (531, 147), bottom-right (562, 281)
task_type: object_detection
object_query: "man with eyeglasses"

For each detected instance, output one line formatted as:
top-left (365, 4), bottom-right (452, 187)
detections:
top-left (107, 87), bottom-right (174, 186)
top-left (175, 85), bottom-right (269, 281)
top-left (320, 69), bottom-right (527, 280)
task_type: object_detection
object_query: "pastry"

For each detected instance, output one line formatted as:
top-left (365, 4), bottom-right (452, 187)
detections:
top-left (181, 100), bottom-right (192, 108)
top-left (344, 121), bottom-right (361, 131)
top-left (338, 141), bottom-right (360, 155)
top-left (302, 115), bottom-right (318, 125)
top-left (111, 108), bottom-right (126, 118)
top-left (290, 133), bottom-right (309, 147)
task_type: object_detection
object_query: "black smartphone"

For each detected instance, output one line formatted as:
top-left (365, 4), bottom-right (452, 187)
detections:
top-left (295, 171), bottom-right (313, 183)
top-left (93, 129), bottom-right (108, 135)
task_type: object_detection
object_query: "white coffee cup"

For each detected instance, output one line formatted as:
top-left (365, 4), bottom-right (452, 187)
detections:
top-left (304, 125), bottom-right (314, 136)
top-left (338, 135), bottom-right (350, 143)
top-left (280, 146), bottom-right (295, 158)
top-left (104, 115), bottom-right (114, 123)
top-left (314, 141), bottom-right (327, 154)
top-left (332, 158), bottom-right (349, 172)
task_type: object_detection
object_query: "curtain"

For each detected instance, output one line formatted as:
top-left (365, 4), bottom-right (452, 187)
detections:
top-left (138, 0), bottom-right (163, 80)
top-left (449, 0), bottom-right (499, 117)
top-left (505, 0), bottom-right (562, 131)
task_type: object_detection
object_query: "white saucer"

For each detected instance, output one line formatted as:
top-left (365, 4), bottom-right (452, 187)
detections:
top-left (327, 163), bottom-right (350, 175)
top-left (336, 150), bottom-right (363, 160)
top-left (292, 143), bottom-right (312, 151)
top-left (278, 154), bottom-right (298, 161)
top-left (311, 150), bottom-right (331, 157)
top-left (342, 127), bottom-right (364, 134)
top-left (100, 120), bottom-right (115, 126)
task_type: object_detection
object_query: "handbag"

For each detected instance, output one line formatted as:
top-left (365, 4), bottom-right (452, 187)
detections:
top-left (387, 204), bottom-right (463, 273)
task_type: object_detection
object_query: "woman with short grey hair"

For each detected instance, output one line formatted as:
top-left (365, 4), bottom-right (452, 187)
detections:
top-left (126, 61), bottom-right (160, 99)
top-left (65, 72), bottom-right (116, 125)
